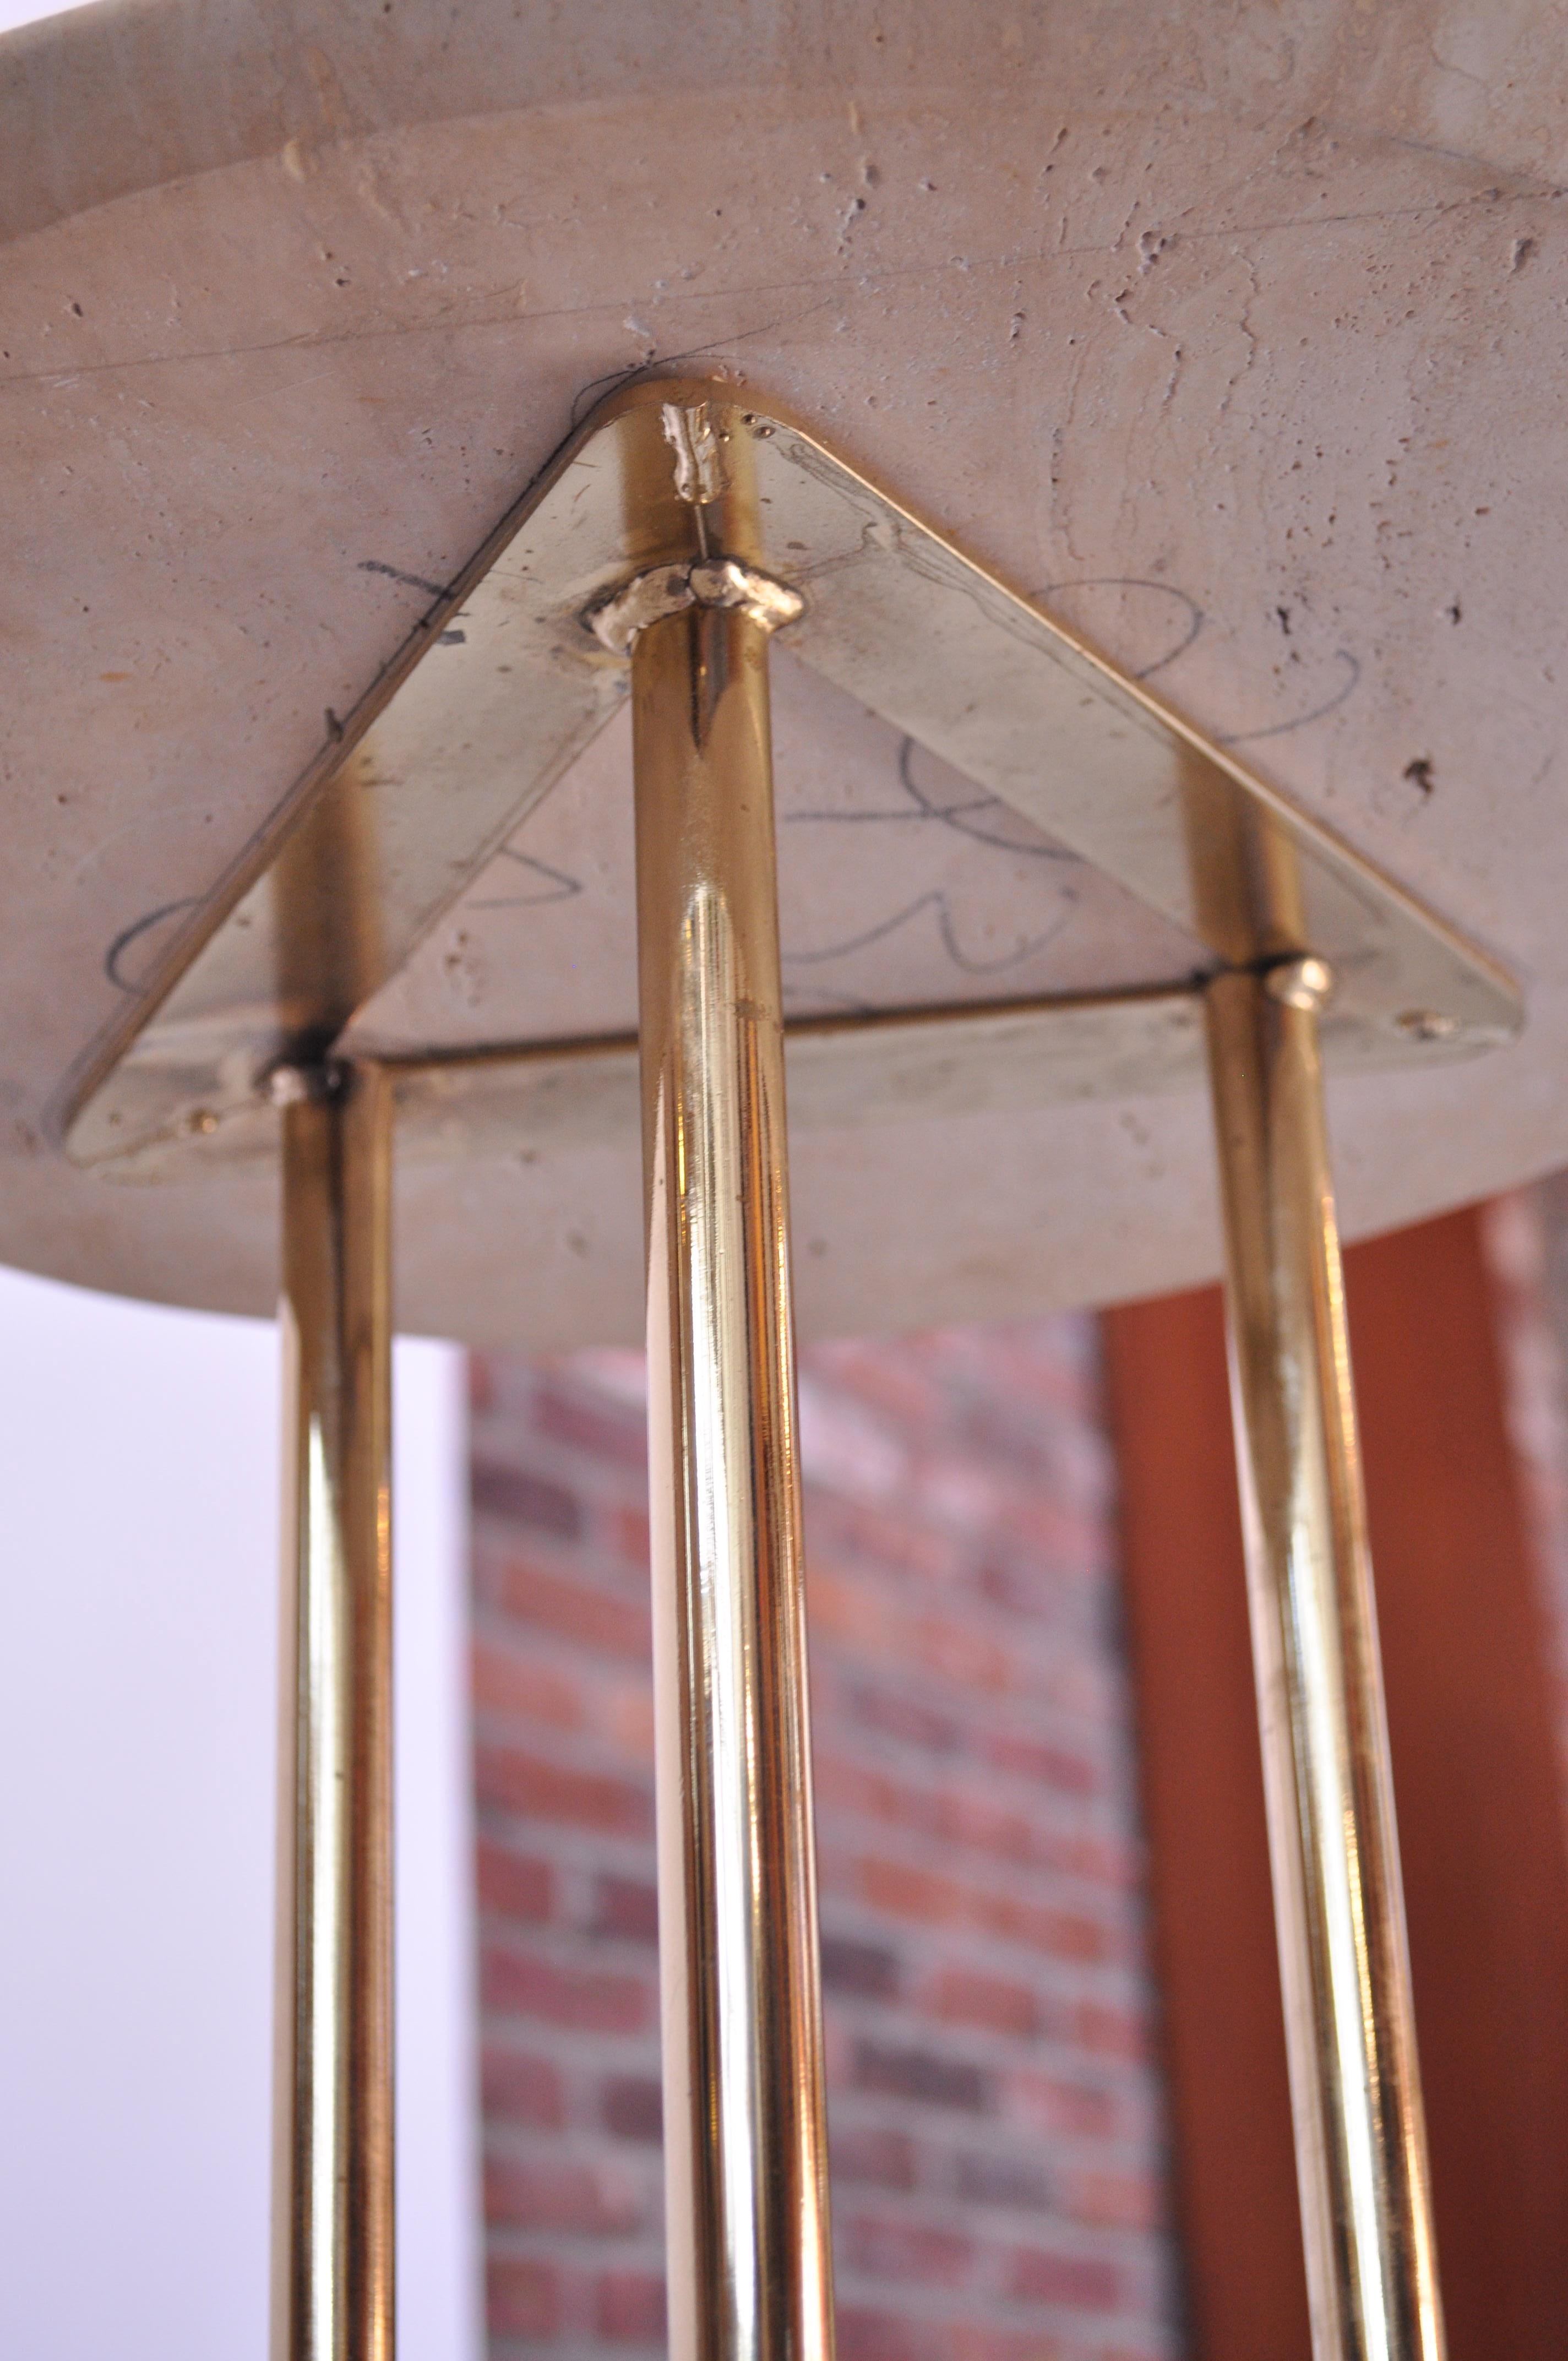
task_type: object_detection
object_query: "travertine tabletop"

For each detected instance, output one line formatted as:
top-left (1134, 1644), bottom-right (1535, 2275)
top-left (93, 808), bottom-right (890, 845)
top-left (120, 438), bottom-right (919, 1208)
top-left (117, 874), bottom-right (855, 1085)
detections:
top-left (3, 0), bottom-right (1564, 1342)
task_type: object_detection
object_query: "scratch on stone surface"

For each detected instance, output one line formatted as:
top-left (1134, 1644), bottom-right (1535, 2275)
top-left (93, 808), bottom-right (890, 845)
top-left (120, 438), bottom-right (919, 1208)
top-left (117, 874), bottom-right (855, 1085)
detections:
top-left (1217, 252), bottom-right (1262, 421)
top-left (1428, 35), bottom-right (1490, 92)
top-left (1344, 122), bottom-right (1540, 182)
top-left (567, 297), bottom-right (835, 425)
top-left (8, 177), bottom-right (1559, 400)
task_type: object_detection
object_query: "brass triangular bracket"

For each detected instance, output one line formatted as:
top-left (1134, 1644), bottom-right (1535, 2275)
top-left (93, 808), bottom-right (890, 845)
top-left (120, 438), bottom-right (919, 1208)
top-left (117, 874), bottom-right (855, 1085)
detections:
top-left (61, 376), bottom-right (1520, 1178)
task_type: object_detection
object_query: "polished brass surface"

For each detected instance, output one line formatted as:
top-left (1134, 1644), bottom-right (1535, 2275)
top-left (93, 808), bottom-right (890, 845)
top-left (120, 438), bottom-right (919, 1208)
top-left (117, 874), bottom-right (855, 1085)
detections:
top-left (275, 1060), bottom-right (395, 2361)
top-left (635, 589), bottom-right (835, 2359)
top-left (64, 377), bottom-right (1518, 1177)
top-left (1206, 967), bottom-right (1444, 2361)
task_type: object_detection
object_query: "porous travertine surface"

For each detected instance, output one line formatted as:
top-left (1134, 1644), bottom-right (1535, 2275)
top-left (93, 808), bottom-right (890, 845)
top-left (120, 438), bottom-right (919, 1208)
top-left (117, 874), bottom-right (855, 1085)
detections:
top-left (4, 2), bottom-right (1567, 1342)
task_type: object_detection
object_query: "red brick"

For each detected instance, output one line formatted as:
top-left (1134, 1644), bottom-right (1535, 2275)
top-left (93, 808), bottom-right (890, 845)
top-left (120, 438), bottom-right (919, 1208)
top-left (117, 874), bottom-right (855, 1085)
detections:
top-left (487, 2256), bottom-right (562, 2337)
top-left (602, 2074), bottom-right (663, 2145)
top-left (494, 1557), bottom-right (651, 1661)
top-left (845, 2212), bottom-right (976, 2287)
top-left (857, 1855), bottom-right (966, 1928)
top-left (974, 1888), bottom-right (1117, 1965)
top-left (1072, 1999), bottom-right (1152, 2062)
top-left (481, 2046), bottom-right (564, 2129)
top-left (535, 1380), bottom-right (648, 1470)
top-left (931, 1967), bottom-right (1041, 2037)
top-left (1008, 2246), bottom-right (1122, 2310)
top-left (481, 1939), bottom-right (655, 2033)
top-left (914, 1609), bottom-right (1016, 1691)
top-left (476, 1837), bottom-right (554, 1922)
top-left (472, 1634), bottom-right (586, 1730)
top-left (1065, 2167), bottom-right (1163, 2231)
top-left (854, 2038), bottom-right (989, 2113)
top-left (830, 2124), bottom-right (918, 2190)
top-left (843, 1680), bottom-right (963, 1754)
top-left (954, 2147), bottom-right (1052, 2211)
top-left (596, 2269), bottom-right (666, 2343)
top-left (977, 1537), bottom-right (1106, 1616)
top-left (821, 1753), bottom-right (1082, 1875)
top-left (855, 1856), bottom-right (1115, 1965)
top-left (605, 1678), bottom-right (656, 1764)
top-left (980, 1729), bottom-right (1100, 1796)
top-left (819, 1500), bottom-right (964, 1586)
top-left (810, 1344), bottom-right (946, 1433)
top-left (820, 1930), bottom-right (901, 1998)
top-left (836, 2307), bottom-right (924, 2361)
top-left (471, 1317), bottom-right (1177, 2360)
top-left (486, 2155), bottom-right (647, 2235)
top-left (476, 1743), bottom-right (651, 1837)
top-left (805, 1564), bottom-right (903, 1653)
top-left (607, 1504), bottom-right (651, 1569)
top-left (949, 2327), bottom-right (1067, 2361)
top-left (1007, 2067), bottom-right (1119, 2140)
top-left (591, 1873), bottom-right (660, 1945)
top-left (473, 1459), bottom-right (582, 1539)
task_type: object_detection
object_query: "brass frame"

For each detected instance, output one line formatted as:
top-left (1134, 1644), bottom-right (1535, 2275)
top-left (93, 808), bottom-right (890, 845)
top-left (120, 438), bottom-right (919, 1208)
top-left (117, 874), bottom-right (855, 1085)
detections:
top-left (1207, 966), bottom-right (1444, 2359)
top-left (66, 378), bottom-right (1499, 2358)
top-left (636, 592), bottom-right (835, 2358)
top-left (275, 1059), bottom-right (395, 2361)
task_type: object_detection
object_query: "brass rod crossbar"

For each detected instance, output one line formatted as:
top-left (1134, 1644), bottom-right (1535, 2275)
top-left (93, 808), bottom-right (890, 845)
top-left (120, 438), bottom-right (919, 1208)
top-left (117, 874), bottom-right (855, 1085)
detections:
top-left (274, 1063), bottom-right (395, 2361)
top-left (369, 979), bottom-right (1207, 1078)
top-left (1206, 966), bottom-right (1445, 2360)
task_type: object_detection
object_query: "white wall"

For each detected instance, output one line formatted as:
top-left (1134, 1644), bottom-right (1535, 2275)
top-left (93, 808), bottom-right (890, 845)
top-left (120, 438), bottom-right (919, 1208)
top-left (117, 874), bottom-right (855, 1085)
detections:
top-left (1, 6), bottom-right (481, 2355)
top-left (0, 1269), bottom-right (481, 2361)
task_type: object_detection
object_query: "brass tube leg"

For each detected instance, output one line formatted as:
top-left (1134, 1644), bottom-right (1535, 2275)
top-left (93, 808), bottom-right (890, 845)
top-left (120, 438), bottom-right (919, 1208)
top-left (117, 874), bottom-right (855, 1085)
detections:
top-left (274, 1059), bottom-right (395, 2361)
top-left (634, 602), bottom-right (835, 2361)
top-left (1205, 965), bottom-right (1445, 2361)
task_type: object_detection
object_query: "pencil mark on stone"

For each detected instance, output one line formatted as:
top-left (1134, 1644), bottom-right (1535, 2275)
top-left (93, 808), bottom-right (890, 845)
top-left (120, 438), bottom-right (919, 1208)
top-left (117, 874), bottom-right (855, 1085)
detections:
top-left (1216, 649), bottom-right (1361, 744)
top-left (469, 851), bottom-right (584, 910)
top-left (781, 982), bottom-right (880, 1017)
top-left (785, 886), bottom-right (1071, 977)
top-left (105, 899), bottom-right (202, 993)
top-left (358, 557), bottom-right (449, 599)
top-left (787, 737), bottom-right (1077, 863)
top-left (1031, 576), bottom-right (1205, 679)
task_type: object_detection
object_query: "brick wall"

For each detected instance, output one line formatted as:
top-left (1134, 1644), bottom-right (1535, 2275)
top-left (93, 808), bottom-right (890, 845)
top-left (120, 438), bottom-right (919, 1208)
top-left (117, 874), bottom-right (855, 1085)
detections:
top-left (1482, 1186), bottom-right (1568, 1794)
top-left (470, 1318), bottom-right (1181, 2361)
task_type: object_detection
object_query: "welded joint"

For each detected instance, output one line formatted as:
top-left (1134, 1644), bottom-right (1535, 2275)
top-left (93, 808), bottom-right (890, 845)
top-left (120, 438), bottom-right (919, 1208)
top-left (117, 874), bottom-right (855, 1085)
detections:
top-left (267, 1057), bottom-right (352, 1109)
top-left (1262, 954), bottom-right (1336, 1013)
top-left (585, 557), bottom-right (804, 656)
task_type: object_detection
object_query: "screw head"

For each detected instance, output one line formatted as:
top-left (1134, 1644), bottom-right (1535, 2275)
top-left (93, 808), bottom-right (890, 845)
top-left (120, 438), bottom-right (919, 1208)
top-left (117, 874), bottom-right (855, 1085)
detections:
top-left (267, 1065), bottom-right (313, 1108)
top-left (1393, 1008), bottom-right (1462, 1043)
top-left (1265, 955), bottom-right (1335, 1013)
